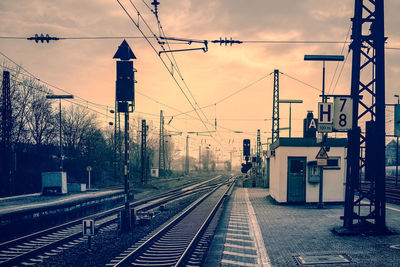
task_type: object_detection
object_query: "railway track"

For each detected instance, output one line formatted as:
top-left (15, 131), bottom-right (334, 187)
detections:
top-left (108, 178), bottom-right (235, 267)
top-left (0, 176), bottom-right (227, 266)
top-left (359, 175), bottom-right (400, 203)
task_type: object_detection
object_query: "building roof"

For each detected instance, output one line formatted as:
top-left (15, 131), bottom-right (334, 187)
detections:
top-left (270, 137), bottom-right (347, 150)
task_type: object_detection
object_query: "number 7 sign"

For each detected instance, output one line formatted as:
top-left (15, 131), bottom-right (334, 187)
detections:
top-left (333, 96), bottom-right (353, 131)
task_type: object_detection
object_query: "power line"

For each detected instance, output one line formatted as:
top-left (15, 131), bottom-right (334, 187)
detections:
top-left (328, 24), bottom-right (351, 94)
top-left (133, 0), bottom-right (220, 145)
top-left (215, 74), bottom-right (272, 105)
top-left (171, 73), bottom-right (272, 118)
top-left (0, 51), bottom-right (109, 109)
top-left (279, 71), bottom-right (322, 92)
top-left (2, 35), bottom-right (400, 50)
top-left (241, 40), bottom-right (351, 44)
top-left (117, 0), bottom-right (221, 147)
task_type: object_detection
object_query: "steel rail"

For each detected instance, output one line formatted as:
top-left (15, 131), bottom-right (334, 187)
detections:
top-left (0, 176), bottom-right (225, 266)
top-left (176, 180), bottom-right (235, 266)
top-left (111, 177), bottom-right (235, 267)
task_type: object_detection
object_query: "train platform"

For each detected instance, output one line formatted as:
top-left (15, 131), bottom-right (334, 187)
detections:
top-left (206, 187), bottom-right (400, 266)
top-left (0, 189), bottom-right (122, 216)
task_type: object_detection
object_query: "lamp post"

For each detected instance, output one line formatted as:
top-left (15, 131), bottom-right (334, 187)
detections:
top-left (278, 99), bottom-right (303, 138)
top-left (46, 94), bottom-right (74, 171)
top-left (395, 94), bottom-right (399, 185)
top-left (304, 54), bottom-right (344, 209)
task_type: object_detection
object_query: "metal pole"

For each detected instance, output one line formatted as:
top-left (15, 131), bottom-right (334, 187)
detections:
top-left (397, 97), bottom-right (399, 186)
top-left (317, 60), bottom-right (326, 209)
top-left (396, 137), bottom-right (398, 185)
top-left (199, 146), bottom-right (201, 171)
top-left (185, 135), bottom-right (189, 174)
top-left (114, 101), bottom-right (117, 180)
top-left (375, 0), bottom-right (386, 230)
top-left (59, 99), bottom-right (63, 171)
top-left (123, 111), bottom-right (131, 231)
top-left (289, 103), bottom-right (292, 138)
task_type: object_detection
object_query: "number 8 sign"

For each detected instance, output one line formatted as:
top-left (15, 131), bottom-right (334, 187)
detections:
top-left (333, 96), bottom-right (353, 131)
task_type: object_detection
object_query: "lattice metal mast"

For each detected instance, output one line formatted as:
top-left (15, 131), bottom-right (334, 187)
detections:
top-left (159, 110), bottom-right (165, 173)
top-left (141, 119), bottom-right (147, 184)
top-left (343, 0), bottom-right (387, 233)
top-left (257, 129), bottom-right (261, 175)
top-left (271, 70), bottom-right (280, 144)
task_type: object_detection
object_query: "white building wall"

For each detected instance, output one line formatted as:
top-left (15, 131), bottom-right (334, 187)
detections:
top-left (269, 146), bottom-right (346, 203)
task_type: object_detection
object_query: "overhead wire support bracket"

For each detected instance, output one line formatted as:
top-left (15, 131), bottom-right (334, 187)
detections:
top-left (158, 36), bottom-right (208, 55)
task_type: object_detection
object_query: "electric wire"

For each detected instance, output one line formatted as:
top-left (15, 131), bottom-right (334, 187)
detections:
top-left (328, 24), bottom-right (351, 94)
top-left (117, 0), bottom-right (221, 147)
top-left (279, 71), bottom-right (322, 92)
top-left (171, 73), bottom-right (272, 118)
top-left (131, 0), bottom-right (219, 145)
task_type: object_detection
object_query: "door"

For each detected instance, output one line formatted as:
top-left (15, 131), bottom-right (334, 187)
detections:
top-left (287, 157), bottom-right (306, 203)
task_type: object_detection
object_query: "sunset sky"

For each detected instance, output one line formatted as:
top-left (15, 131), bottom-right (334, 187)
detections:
top-left (1, 0), bottom-right (400, 165)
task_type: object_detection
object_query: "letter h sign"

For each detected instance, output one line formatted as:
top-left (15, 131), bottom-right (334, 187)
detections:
top-left (82, 220), bottom-right (95, 236)
top-left (318, 102), bottom-right (333, 124)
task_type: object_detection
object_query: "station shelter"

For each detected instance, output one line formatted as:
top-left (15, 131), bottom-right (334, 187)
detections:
top-left (266, 111), bottom-right (347, 203)
top-left (268, 138), bottom-right (347, 203)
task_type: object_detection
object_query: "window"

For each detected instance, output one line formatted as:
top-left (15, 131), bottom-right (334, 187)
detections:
top-left (324, 157), bottom-right (341, 169)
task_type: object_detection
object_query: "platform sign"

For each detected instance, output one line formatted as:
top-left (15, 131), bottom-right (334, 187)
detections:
top-left (318, 102), bottom-right (333, 124)
top-left (333, 96), bottom-right (353, 131)
top-left (82, 220), bottom-right (95, 236)
top-left (318, 102), bottom-right (333, 133)
top-left (317, 123), bottom-right (333, 133)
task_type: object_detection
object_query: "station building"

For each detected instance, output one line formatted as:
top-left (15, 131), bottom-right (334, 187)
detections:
top-left (267, 111), bottom-right (347, 204)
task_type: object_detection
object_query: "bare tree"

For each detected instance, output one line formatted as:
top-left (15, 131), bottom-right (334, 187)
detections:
top-left (26, 83), bottom-right (57, 148)
top-left (62, 105), bottom-right (97, 155)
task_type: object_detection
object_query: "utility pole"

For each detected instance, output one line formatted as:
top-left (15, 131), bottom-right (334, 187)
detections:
top-left (141, 120), bottom-right (147, 184)
top-left (1, 71), bottom-right (12, 196)
top-left (394, 94), bottom-right (399, 185)
top-left (256, 129), bottom-right (261, 176)
top-left (46, 94), bottom-right (74, 172)
top-left (198, 146), bottom-right (201, 171)
top-left (185, 135), bottom-right (189, 174)
top-left (113, 40), bottom-right (136, 232)
top-left (159, 110), bottom-right (165, 175)
top-left (340, 0), bottom-right (388, 234)
top-left (271, 69), bottom-right (280, 144)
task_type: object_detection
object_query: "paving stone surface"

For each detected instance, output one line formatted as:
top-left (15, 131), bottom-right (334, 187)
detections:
top-left (206, 187), bottom-right (400, 267)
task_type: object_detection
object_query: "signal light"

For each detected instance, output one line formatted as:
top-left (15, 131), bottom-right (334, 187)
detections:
top-left (241, 162), bottom-right (253, 174)
top-left (243, 139), bottom-right (250, 157)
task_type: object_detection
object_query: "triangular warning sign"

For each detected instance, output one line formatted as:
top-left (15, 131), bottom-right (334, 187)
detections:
top-left (113, 40), bottom-right (136, 60)
top-left (316, 147), bottom-right (328, 159)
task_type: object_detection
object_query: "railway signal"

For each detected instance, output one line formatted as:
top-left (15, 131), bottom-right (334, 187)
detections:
top-left (113, 40), bottom-right (136, 232)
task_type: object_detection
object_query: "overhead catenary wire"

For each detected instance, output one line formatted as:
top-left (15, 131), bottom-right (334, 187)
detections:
top-left (131, 0), bottom-right (223, 146)
top-left (171, 73), bottom-right (273, 118)
top-left (117, 0), bottom-right (223, 148)
top-left (0, 52), bottom-right (165, 123)
top-left (328, 23), bottom-right (352, 95)
top-left (279, 71), bottom-right (322, 92)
